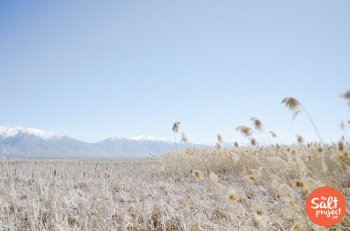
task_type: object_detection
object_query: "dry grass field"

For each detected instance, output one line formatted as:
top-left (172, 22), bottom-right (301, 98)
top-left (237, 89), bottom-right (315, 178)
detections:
top-left (0, 144), bottom-right (349, 230)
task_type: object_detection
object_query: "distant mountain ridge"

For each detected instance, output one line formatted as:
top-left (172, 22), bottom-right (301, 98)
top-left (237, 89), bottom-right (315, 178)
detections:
top-left (0, 126), bottom-right (62, 140)
top-left (0, 126), bottom-right (195, 158)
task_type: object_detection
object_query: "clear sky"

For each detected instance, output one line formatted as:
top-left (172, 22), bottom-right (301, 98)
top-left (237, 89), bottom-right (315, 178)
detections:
top-left (0, 0), bottom-right (349, 144)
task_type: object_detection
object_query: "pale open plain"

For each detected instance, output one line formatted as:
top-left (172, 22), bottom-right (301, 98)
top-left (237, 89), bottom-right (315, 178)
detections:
top-left (0, 145), bottom-right (349, 230)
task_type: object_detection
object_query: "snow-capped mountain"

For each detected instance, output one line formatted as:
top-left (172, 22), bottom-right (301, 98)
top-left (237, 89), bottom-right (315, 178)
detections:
top-left (96, 135), bottom-right (189, 157)
top-left (103, 135), bottom-right (172, 143)
top-left (0, 126), bottom-right (106, 157)
top-left (0, 126), bottom-right (61, 140)
top-left (130, 135), bottom-right (172, 142)
top-left (0, 126), bottom-right (196, 158)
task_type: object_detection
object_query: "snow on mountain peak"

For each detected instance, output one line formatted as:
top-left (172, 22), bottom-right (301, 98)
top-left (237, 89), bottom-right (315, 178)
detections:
top-left (0, 126), bottom-right (61, 140)
top-left (100, 135), bottom-right (172, 143)
top-left (130, 135), bottom-right (171, 142)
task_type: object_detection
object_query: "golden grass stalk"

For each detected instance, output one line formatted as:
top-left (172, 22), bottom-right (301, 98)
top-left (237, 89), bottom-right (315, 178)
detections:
top-left (251, 116), bottom-right (272, 145)
top-left (172, 121), bottom-right (180, 152)
top-left (282, 97), bottom-right (324, 144)
top-left (215, 133), bottom-right (223, 150)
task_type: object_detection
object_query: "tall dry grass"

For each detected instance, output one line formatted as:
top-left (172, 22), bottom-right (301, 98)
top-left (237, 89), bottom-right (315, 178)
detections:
top-left (162, 144), bottom-right (350, 230)
top-left (2, 143), bottom-right (348, 230)
top-left (0, 91), bottom-right (349, 230)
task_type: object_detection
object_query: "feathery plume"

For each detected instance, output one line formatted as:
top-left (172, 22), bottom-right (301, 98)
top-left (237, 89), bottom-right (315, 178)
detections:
top-left (172, 121), bottom-right (180, 133)
top-left (281, 97), bottom-right (301, 120)
top-left (249, 137), bottom-right (257, 146)
top-left (236, 126), bottom-right (253, 137)
top-left (269, 130), bottom-right (278, 138)
top-left (296, 135), bottom-right (304, 145)
top-left (340, 89), bottom-right (350, 106)
top-left (250, 117), bottom-right (263, 132)
top-left (251, 116), bottom-right (273, 145)
top-left (281, 96), bottom-right (323, 144)
top-left (217, 133), bottom-right (222, 143)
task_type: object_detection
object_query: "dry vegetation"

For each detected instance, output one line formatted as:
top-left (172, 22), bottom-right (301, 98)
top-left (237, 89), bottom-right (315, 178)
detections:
top-left (0, 92), bottom-right (349, 230)
top-left (0, 144), bottom-right (349, 230)
top-left (163, 145), bottom-right (350, 230)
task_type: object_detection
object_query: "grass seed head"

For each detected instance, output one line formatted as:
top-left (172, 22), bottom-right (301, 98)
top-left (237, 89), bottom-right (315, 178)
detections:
top-left (191, 170), bottom-right (203, 181)
top-left (249, 137), bottom-right (257, 146)
top-left (294, 180), bottom-right (304, 188)
top-left (227, 189), bottom-right (240, 202)
top-left (217, 134), bottom-right (222, 143)
top-left (281, 97), bottom-right (301, 119)
top-left (340, 89), bottom-right (350, 105)
top-left (172, 121), bottom-right (180, 133)
top-left (250, 117), bottom-right (263, 132)
top-left (236, 126), bottom-right (253, 137)
top-left (269, 130), bottom-right (278, 138)
top-left (254, 211), bottom-right (267, 228)
top-left (296, 135), bottom-right (304, 144)
top-left (246, 174), bottom-right (257, 182)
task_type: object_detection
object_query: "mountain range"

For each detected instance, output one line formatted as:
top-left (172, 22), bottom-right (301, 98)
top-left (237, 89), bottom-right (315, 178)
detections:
top-left (0, 126), bottom-right (195, 158)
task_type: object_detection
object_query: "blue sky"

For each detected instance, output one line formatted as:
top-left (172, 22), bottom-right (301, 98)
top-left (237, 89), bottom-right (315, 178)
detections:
top-left (0, 0), bottom-right (349, 144)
